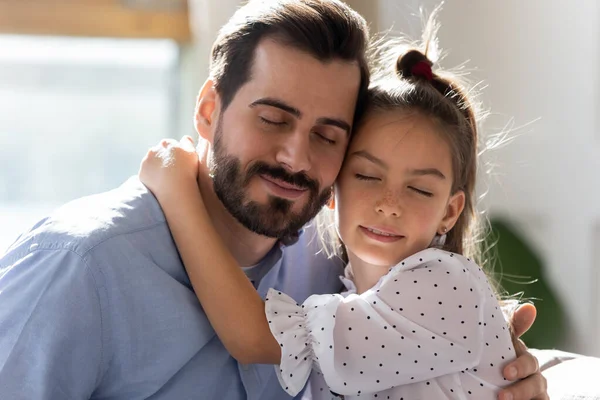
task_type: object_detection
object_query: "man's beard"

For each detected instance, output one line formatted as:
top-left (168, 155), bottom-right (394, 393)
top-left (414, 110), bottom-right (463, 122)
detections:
top-left (211, 124), bottom-right (331, 239)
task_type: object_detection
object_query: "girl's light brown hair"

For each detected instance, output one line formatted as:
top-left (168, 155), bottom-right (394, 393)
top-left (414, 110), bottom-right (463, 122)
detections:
top-left (317, 6), bottom-right (489, 271)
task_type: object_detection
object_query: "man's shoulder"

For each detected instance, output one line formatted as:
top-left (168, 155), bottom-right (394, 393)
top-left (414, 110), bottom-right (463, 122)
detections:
top-left (2, 176), bottom-right (168, 262)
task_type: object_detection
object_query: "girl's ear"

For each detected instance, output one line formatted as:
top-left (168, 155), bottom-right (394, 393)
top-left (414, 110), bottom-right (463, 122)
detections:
top-left (439, 190), bottom-right (465, 234)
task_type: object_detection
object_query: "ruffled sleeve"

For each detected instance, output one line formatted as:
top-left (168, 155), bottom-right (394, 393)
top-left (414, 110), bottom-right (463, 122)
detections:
top-left (265, 288), bottom-right (344, 396)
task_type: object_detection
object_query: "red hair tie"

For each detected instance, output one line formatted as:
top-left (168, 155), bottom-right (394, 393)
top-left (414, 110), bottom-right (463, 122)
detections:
top-left (411, 61), bottom-right (433, 81)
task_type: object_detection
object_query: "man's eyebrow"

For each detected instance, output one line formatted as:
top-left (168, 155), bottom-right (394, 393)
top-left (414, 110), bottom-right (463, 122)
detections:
top-left (250, 97), bottom-right (351, 134)
top-left (317, 117), bottom-right (351, 135)
top-left (249, 97), bottom-right (301, 118)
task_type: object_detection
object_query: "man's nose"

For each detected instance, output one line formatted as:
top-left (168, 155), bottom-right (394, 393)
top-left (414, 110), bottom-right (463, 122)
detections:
top-left (274, 129), bottom-right (311, 173)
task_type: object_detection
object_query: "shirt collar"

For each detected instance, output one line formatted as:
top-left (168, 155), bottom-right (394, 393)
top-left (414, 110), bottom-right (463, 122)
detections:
top-left (339, 263), bottom-right (357, 294)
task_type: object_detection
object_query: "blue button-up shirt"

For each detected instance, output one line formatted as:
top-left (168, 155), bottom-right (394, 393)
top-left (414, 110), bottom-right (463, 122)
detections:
top-left (0, 177), bottom-right (344, 399)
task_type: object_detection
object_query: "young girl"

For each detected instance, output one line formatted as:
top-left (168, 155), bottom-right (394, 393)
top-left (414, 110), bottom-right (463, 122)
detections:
top-left (139, 28), bottom-right (516, 400)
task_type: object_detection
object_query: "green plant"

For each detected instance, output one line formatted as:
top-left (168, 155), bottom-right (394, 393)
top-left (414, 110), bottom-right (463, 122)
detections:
top-left (486, 218), bottom-right (565, 349)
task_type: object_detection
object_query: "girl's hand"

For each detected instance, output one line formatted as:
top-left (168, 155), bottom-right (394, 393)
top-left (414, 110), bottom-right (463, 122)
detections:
top-left (139, 136), bottom-right (199, 201)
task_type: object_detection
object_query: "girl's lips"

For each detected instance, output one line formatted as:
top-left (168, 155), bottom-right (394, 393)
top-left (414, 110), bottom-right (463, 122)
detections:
top-left (359, 226), bottom-right (404, 243)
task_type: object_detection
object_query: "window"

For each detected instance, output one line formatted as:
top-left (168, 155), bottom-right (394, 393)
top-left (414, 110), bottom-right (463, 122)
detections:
top-left (0, 35), bottom-right (181, 250)
top-left (0, 0), bottom-right (191, 41)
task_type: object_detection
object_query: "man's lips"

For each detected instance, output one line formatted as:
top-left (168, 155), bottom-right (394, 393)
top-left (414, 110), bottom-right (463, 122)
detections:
top-left (260, 175), bottom-right (308, 199)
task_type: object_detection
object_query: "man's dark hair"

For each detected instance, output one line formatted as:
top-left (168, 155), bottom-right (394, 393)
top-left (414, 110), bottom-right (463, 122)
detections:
top-left (210, 0), bottom-right (370, 123)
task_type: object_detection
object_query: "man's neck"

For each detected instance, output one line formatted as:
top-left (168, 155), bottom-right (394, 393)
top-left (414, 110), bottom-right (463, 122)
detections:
top-left (197, 172), bottom-right (278, 268)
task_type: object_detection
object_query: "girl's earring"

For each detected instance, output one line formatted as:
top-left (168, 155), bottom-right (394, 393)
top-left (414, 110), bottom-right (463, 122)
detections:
top-left (327, 188), bottom-right (335, 209)
top-left (431, 227), bottom-right (448, 248)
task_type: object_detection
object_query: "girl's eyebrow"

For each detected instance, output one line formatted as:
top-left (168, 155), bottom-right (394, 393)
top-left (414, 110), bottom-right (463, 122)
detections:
top-left (408, 168), bottom-right (446, 180)
top-left (350, 150), bottom-right (446, 179)
top-left (350, 150), bottom-right (387, 170)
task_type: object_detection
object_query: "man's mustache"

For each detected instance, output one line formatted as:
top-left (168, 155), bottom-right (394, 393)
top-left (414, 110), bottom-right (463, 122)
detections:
top-left (245, 162), bottom-right (318, 193)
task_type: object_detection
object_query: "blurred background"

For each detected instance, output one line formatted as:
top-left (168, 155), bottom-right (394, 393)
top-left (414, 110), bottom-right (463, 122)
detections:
top-left (0, 0), bottom-right (598, 356)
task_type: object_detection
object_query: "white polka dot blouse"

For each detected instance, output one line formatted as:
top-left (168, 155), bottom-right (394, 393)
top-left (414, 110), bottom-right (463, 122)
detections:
top-left (265, 248), bottom-right (517, 399)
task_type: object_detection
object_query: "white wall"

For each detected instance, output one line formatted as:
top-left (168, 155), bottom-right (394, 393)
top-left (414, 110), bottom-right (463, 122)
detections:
top-left (370, 0), bottom-right (600, 355)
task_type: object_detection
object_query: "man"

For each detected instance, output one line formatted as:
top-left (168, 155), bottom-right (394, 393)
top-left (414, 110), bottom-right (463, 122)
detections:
top-left (0, 1), bottom-right (546, 399)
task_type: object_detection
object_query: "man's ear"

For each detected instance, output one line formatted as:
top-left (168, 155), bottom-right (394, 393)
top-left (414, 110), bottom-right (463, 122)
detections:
top-left (195, 79), bottom-right (219, 143)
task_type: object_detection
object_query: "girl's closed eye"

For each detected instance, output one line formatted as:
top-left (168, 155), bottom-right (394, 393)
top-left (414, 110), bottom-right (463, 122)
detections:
top-left (408, 186), bottom-right (433, 197)
top-left (355, 173), bottom-right (380, 181)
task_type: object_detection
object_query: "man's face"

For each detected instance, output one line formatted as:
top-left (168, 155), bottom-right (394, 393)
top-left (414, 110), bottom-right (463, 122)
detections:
top-left (210, 38), bottom-right (360, 238)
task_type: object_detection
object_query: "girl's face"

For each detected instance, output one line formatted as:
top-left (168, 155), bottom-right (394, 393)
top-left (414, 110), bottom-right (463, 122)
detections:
top-left (334, 110), bottom-right (465, 267)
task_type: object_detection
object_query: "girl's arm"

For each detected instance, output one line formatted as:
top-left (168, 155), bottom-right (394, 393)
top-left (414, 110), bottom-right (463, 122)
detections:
top-left (139, 138), bottom-right (280, 365)
top-left (162, 186), bottom-right (281, 364)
